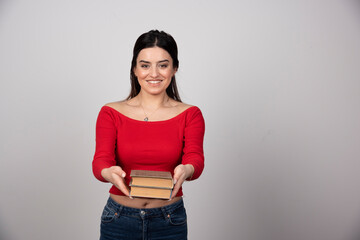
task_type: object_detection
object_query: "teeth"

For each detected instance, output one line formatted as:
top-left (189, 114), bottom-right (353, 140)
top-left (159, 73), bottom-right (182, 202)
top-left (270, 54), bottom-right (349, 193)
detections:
top-left (148, 80), bottom-right (161, 83)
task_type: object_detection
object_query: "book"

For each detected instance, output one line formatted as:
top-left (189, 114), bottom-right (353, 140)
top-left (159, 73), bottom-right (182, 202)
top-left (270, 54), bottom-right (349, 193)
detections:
top-left (129, 170), bottom-right (174, 199)
top-left (130, 186), bottom-right (172, 199)
top-left (130, 170), bottom-right (173, 179)
top-left (130, 177), bottom-right (174, 189)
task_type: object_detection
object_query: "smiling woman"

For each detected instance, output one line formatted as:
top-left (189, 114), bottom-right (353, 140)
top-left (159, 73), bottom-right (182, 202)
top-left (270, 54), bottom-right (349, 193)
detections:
top-left (92, 30), bottom-right (205, 240)
top-left (128, 30), bottom-right (181, 102)
top-left (134, 47), bottom-right (177, 97)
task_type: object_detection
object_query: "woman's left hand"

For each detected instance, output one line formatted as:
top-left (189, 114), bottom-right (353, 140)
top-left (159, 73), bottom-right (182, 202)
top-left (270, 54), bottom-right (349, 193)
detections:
top-left (171, 164), bottom-right (194, 199)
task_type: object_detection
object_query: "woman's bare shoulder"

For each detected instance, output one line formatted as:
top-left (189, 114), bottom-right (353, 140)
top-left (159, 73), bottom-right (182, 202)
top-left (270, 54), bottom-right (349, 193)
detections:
top-left (104, 101), bottom-right (128, 112)
top-left (169, 101), bottom-right (194, 114)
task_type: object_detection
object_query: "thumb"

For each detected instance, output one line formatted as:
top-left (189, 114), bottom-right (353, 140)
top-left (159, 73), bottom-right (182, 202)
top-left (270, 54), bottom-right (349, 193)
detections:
top-left (173, 165), bottom-right (183, 185)
top-left (113, 166), bottom-right (126, 178)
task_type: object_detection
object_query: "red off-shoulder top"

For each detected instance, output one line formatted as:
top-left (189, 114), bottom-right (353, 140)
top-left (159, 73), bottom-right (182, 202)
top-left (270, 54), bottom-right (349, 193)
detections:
top-left (92, 105), bottom-right (205, 197)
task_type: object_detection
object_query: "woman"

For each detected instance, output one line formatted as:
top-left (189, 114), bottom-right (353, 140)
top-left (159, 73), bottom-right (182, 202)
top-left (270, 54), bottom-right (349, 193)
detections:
top-left (93, 30), bottom-right (205, 240)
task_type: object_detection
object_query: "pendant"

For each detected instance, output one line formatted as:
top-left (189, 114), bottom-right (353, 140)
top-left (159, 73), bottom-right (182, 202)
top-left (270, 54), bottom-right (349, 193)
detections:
top-left (144, 117), bottom-right (149, 121)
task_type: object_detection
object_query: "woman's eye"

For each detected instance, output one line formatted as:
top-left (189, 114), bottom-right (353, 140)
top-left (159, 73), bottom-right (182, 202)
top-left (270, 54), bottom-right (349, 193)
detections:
top-left (159, 64), bottom-right (168, 68)
top-left (141, 64), bottom-right (150, 68)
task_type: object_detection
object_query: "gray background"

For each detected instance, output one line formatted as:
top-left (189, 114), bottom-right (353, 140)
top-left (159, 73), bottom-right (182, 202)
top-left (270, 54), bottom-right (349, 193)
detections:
top-left (1, 0), bottom-right (360, 240)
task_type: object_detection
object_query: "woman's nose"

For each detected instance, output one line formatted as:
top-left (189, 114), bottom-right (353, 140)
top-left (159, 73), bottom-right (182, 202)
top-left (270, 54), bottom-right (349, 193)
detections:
top-left (150, 67), bottom-right (159, 77)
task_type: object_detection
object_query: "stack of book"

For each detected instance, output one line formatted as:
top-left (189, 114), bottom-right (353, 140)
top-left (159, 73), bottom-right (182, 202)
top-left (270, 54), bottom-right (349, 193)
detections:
top-left (129, 170), bottom-right (174, 200)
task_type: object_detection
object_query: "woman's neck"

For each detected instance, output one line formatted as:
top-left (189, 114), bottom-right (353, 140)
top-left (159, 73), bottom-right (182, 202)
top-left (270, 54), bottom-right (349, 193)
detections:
top-left (137, 91), bottom-right (170, 110)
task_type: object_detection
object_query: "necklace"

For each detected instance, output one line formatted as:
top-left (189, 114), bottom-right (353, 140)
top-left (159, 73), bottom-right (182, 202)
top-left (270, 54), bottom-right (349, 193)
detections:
top-left (140, 103), bottom-right (161, 122)
top-left (140, 97), bottom-right (169, 121)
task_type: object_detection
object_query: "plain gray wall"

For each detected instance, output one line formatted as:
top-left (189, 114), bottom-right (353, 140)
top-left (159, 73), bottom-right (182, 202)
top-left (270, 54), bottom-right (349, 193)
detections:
top-left (1, 0), bottom-right (360, 240)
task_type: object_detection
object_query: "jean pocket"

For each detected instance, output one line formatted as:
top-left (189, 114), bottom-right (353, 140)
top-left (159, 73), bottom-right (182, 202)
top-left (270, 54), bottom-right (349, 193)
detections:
top-left (168, 206), bottom-right (187, 226)
top-left (101, 204), bottom-right (118, 224)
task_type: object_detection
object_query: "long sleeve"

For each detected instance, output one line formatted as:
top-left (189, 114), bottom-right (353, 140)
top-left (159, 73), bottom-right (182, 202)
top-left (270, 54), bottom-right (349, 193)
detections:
top-left (92, 105), bottom-right (205, 197)
top-left (92, 107), bottom-right (118, 182)
top-left (182, 107), bottom-right (205, 180)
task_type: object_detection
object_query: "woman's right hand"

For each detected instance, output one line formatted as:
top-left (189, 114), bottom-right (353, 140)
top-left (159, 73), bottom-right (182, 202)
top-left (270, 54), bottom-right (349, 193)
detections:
top-left (101, 166), bottom-right (130, 196)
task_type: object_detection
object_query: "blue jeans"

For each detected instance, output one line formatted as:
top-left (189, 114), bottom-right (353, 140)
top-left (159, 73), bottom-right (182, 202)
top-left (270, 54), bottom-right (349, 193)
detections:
top-left (100, 197), bottom-right (188, 240)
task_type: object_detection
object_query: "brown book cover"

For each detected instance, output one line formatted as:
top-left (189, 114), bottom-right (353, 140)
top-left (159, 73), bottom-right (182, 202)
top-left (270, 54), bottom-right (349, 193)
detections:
top-left (130, 170), bottom-right (173, 179)
top-left (130, 177), bottom-right (173, 189)
top-left (130, 186), bottom-right (172, 200)
top-left (129, 170), bottom-right (174, 199)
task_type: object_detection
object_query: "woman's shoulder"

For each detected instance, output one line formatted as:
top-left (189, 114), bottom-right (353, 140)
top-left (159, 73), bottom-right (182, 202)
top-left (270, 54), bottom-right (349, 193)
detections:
top-left (170, 101), bottom-right (203, 119)
top-left (104, 101), bottom-right (127, 112)
top-left (171, 101), bottom-right (193, 112)
top-left (101, 99), bottom-right (201, 121)
top-left (103, 100), bottom-right (141, 119)
top-left (98, 101), bottom-right (133, 118)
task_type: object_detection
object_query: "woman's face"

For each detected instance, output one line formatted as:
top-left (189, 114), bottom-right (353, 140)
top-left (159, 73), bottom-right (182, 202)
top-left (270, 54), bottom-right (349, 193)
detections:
top-left (134, 47), bottom-right (177, 96)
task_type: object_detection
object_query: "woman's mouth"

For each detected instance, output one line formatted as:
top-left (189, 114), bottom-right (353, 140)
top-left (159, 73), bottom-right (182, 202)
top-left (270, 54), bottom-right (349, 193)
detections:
top-left (146, 80), bottom-right (163, 86)
top-left (146, 80), bottom-right (162, 84)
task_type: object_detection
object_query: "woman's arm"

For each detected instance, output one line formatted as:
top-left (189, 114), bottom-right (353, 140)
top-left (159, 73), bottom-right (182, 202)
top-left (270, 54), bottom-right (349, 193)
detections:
top-left (92, 107), bottom-right (130, 196)
top-left (171, 107), bottom-right (205, 199)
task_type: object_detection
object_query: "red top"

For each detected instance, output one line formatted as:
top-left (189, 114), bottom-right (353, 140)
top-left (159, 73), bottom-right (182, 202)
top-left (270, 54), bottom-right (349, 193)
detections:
top-left (92, 105), bottom-right (205, 197)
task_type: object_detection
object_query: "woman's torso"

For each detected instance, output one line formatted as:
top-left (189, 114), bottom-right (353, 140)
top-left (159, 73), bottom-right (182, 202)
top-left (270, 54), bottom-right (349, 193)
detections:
top-left (105, 100), bottom-right (192, 209)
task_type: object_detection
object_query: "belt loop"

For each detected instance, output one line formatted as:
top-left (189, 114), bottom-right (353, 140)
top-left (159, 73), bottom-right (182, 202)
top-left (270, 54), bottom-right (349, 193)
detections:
top-left (118, 205), bottom-right (123, 216)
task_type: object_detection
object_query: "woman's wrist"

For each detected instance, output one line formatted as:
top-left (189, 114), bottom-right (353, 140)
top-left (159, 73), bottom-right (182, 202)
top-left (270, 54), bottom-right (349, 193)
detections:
top-left (185, 164), bottom-right (195, 180)
top-left (101, 168), bottom-right (109, 181)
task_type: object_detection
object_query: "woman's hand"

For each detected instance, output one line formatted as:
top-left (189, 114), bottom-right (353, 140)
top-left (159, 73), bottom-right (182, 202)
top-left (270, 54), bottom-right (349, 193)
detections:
top-left (171, 164), bottom-right (194, 199)
top-left (101, 166), bottom-right (130, 196)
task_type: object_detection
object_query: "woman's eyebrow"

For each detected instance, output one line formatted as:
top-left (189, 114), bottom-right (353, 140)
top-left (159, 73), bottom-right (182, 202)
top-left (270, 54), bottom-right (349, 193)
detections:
top-left (139, 60), bottom-right (151, 64)
top-left (139, 59), bottom-right (169, 64)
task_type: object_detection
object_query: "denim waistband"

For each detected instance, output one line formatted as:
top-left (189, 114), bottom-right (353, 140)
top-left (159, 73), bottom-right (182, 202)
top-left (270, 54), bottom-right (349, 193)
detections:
top-left (106, 196), bottom-right (184, 219)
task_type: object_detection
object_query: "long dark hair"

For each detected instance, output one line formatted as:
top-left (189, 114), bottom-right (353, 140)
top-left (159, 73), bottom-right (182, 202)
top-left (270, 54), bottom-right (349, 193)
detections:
top-left (126, 30), bottom-right (181, 102)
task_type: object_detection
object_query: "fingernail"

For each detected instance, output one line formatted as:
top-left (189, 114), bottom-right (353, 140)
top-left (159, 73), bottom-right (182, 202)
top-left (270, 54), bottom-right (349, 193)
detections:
top-left (173, 179), bottom-right (177, 184)
top-left (122, 173), bottom-right (126, 178)
top-left (129, 196), bottom-right (133, 199)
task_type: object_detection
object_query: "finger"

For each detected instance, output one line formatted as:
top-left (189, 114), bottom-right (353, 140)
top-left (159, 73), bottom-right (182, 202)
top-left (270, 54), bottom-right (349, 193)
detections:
top-left (173, 165), bottom-right (185, 185)
top-left (171, 165), bottom-right (186, 199)
top-left (119, 183), bottom-right (130, 196)
top-left (171, 184), bottom-right (180, 199)
top-left (170, 177), bottom-right (185, 199)
top-left (116, 181), bottom-right (130, 196)
top-left (112, 173), bottom-right (130, 196)
top-left (112, 166), bottom-right (126, 178)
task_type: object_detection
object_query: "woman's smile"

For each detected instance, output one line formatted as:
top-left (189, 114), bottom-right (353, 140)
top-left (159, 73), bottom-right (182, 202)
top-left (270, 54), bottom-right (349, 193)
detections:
top-left (146, 79), bottom-right (163, 85)
top-left (134, 47), bottom-right (177, 95)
